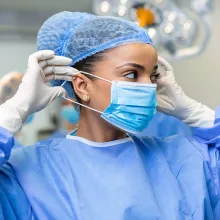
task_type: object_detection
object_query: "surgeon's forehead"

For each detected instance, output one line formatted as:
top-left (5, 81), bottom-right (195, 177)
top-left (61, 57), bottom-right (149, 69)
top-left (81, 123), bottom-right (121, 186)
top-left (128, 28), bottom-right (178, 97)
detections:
top-left (103, 43), bottom-right (158, 69)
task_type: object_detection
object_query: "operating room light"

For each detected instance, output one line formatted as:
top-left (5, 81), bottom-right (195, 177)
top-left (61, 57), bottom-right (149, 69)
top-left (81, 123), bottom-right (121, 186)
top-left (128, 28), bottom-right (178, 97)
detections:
top-left (164, 23), bottom-right (174, 34)
top-left (120, 0), bottom-right (128, 4)
top-left (118, 5), bottom-right (127, 16)
top-left (93, 0), bottom-right (213, 60)
top-left (147, 27), bottom-right (160, 47)
top-left (100, 1), bottom-right (110, 13)
top-left (184, 21), bottom-right (191, 30)
top-left (155, 0), bottom-right (164, 3)
top-left (167, 11), bottom-right (177, 22)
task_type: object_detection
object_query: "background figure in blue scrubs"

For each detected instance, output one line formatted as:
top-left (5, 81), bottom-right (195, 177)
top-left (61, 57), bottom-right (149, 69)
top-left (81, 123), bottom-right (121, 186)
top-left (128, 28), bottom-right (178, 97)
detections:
top-left (0, 72), bottom-right (34, 147)
top-left (0, 71), bottom-right (23, 105)
top-left (50, 99), bottom-right (79, 138)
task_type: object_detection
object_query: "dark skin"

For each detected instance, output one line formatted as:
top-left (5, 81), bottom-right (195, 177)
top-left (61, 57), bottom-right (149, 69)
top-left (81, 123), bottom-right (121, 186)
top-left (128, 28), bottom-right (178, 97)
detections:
top-left (72, 43), bottom-right (158, 142)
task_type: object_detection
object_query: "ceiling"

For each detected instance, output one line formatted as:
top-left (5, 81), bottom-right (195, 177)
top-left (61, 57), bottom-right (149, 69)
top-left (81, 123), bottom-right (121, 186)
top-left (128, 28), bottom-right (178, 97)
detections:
top-left (0, 0), bottom-right (94, 37)
top-left (0, 0), bottom-right (93, 13)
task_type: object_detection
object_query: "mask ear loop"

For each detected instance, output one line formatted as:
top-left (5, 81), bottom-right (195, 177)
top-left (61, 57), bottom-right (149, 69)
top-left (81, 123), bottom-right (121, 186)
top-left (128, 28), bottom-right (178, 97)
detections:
top-left (63, 96), bottom-right (103, 114)
top-left (77, 71), bottom-right (112, 83)
top-left (61, 70), bottom-right (112, 114)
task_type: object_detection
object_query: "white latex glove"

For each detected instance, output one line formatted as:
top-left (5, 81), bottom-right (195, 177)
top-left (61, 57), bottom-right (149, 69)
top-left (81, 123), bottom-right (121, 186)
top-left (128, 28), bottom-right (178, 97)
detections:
top-left (156, 56), bottom-right (215, 128)
top-left (0, 50), bottom-right (78, 134)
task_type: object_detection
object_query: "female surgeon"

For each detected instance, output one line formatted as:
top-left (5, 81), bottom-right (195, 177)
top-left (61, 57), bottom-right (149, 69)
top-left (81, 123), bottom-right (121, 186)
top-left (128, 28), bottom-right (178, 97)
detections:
top-left (0, 12), bottom-right (219, 220)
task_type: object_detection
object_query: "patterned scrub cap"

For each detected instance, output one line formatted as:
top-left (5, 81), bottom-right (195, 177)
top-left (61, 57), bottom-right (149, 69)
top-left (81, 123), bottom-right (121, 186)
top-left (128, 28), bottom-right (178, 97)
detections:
top-left (37, 11), bottom-right (154, 98)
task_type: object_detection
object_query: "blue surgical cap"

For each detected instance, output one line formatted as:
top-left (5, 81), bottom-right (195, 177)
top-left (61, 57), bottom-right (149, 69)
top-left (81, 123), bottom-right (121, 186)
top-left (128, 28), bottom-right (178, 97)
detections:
top-left (37, 11), bottom-right (154, 98)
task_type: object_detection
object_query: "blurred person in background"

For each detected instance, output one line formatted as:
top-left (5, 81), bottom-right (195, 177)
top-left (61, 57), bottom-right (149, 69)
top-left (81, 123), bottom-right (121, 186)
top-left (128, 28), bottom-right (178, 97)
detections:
top-left (49, 99), bottom-right (79, 138)
top-left (0, 72), bottom-right (23, 105)
top-left (0, 72), bottom-right (78, 142)
top-left (0, 71), bottom-right (34, 147)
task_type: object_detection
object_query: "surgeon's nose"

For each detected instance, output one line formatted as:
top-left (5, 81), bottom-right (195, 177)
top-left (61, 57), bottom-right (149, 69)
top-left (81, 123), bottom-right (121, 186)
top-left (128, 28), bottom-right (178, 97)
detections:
top-left (140, 75), bottom-right (152, 84)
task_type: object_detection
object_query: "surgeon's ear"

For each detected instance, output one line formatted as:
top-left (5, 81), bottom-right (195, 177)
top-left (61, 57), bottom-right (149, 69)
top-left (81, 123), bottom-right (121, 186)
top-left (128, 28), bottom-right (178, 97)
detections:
top-left (72, 74), bottom-right (90, 102)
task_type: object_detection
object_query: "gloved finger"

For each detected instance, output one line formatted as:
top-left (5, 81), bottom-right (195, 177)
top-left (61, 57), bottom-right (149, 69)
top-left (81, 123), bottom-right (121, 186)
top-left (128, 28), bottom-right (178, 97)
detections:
top-left (28, 50), bottom-right (55, 66)
top-left (48, 86), bottom-right (67, 101)
top-left (45, 74), bottom-right (73, 82)
top-left (158, 56), bottom-right (173, 71)
top-left (156, 77), bottom-right (166, 85)
top-left (43, 66), bottom-right (79, 76)
top-left (39, 56), bottom-right (72, 69)
top-left (156, 75), bottom-right (175, 86)
top-left (27, 51), bottom-right (55, 75)
top-left (155, 64), bottom-right (167, 78)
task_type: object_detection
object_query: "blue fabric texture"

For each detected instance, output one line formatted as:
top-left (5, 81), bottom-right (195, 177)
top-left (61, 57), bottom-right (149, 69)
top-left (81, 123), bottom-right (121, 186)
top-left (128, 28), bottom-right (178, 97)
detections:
top-left (0, 107), bottom-right (219, 219)
top-left (193, 107), bottom-right (220, 147)
top-left (48, 129), bottom-right (67, 139)
top-left (215, 106), bottom-right (220, 123)
top-left (0, 126), bottom-right (14, 166)
top-left (0, 131), bottom-right (220, 219)
top-left (139, 112), bottom-right (192, 138)
top-left (37, 11), bottom-right (154, 98)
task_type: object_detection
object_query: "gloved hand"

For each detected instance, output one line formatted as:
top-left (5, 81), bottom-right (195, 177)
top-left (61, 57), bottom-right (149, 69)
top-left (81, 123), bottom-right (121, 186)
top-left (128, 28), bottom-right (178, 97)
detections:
top-left (0, 50), bottom-right (78, 134)
top-left (156, 56), bottom-right (214, 128)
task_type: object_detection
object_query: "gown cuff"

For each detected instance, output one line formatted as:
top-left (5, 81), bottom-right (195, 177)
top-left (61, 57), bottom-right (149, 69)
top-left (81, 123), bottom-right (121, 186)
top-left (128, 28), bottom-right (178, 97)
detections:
top-left (193, 106), bottom-right (220, 147)
top-left (0, 126), bottom-right (14, 166)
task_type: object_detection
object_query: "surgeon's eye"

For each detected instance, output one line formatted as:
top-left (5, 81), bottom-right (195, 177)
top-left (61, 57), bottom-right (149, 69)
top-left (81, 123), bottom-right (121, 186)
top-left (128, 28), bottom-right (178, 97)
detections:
top-left (124, 71), bottom-right (138, 79)
top-left (150, 72), bottom-right (160, 83)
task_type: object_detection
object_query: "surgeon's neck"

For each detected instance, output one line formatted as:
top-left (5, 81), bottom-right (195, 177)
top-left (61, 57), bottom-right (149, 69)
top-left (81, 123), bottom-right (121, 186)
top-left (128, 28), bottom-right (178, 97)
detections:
top-left (76, 108), bottom-right (126, 143)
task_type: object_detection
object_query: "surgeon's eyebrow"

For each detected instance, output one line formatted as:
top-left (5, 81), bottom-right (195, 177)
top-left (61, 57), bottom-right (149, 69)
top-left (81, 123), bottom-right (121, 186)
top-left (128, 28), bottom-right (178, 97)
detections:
top-left (117, 63), bottom-right (159, 72)
top-left (116, 63), bottom-right (145, 71)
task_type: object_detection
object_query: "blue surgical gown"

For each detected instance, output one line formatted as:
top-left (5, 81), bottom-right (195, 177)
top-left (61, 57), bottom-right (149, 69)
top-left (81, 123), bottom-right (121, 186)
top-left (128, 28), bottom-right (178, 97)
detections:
top-left (0, 111), bottom-right (220, 219)
top-left (51, 113), bottom-right (191, 139)
top-left (141, 112), bottom-right (192, 137)
top-left (48, 128), bottom-right (68, 139)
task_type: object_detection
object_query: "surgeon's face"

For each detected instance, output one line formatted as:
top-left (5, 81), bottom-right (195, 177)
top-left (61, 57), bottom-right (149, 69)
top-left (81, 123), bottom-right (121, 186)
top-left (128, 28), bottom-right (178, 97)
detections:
top-left (73, 43), bottom-right (158, 113)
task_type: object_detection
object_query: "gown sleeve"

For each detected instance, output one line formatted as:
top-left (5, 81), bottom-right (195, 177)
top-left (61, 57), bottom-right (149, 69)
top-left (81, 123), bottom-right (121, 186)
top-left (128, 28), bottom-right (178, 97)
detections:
top-left (192, 107), bottom-right (220, 218)
top-left (192, 106), bottom-right (220, 146)
top-left (0, 126), bottom-right (32, 219)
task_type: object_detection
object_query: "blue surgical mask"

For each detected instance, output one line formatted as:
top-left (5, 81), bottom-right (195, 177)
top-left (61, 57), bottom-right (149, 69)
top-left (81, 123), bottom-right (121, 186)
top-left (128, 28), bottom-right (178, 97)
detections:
top-left (62, 71), bottom-right (157, 134)
top-left (101, 81), bottom-right (157, 134)
top-left (60, 106), bottom-right (79, 124)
